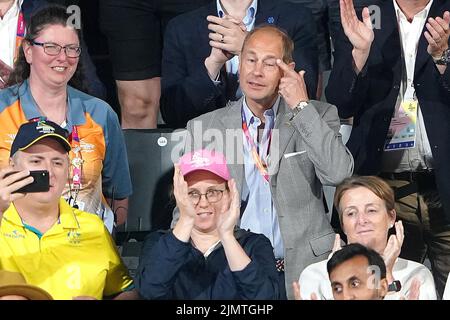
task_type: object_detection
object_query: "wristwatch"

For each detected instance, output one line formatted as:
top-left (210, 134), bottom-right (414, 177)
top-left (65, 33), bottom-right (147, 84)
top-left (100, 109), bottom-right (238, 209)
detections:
top-left (291, 100), bottom-right (309, 118)
top-left (388, 280), bottom-right (402, 292)
top-left (432, 48), bottom-right (450, 66)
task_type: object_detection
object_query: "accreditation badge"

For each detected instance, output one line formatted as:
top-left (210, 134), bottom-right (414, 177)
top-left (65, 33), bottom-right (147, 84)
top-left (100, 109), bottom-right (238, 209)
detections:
top-left (384, 100), bottom-right (417, 151)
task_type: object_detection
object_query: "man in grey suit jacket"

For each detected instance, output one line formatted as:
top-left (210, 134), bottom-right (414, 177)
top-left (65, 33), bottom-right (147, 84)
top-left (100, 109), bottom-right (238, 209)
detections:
top-left (174, 25), bottom-right (353, 299)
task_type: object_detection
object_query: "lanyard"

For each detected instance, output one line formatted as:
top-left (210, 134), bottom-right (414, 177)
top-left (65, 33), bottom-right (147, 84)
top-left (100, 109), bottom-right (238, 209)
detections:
top-left (241, 108), bottom-right (272, 182)
top-left (15, 10), bottom-right (25, 62)
top-left (69, 125), bottom-right (83, 202)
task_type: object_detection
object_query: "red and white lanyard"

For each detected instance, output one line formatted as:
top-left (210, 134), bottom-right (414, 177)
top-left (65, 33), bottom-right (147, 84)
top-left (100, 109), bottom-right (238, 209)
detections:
top-left (15, 10), bottom-right (25, 61)
top-left (69, 125), bottom-right (83, 205)
top-left (241, 108), bottom-right (272, 182)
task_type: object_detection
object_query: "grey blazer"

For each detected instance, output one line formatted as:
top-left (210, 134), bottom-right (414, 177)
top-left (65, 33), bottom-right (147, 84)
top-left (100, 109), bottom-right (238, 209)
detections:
top-left (176, 97), bottom-right (354, 299)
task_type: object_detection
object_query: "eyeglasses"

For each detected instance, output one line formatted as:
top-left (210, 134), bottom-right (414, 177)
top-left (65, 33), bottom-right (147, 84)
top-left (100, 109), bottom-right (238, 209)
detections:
top-left (31, 41), bottom-right (82, 58)
top-left (188, 189), bottom-right (226, 205)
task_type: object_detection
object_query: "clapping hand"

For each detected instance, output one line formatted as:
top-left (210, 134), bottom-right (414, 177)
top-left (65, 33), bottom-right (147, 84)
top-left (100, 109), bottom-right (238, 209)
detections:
top-left (382, 221), bottom-right (404, 282)
top-left (424, 11), bottom-right (450, 60)
top-left (171, 165), bottom-right (196, 242)
top-left (173, 164), bottom-right (196, 222)
top-left (216, 179), bottom-right (240, 238)
top-left (206, 14), bottom-right (247, 66)
top-left (340, 0), bottom-right (374, 52)
top-left (340, 0), bottom-right (374, 72)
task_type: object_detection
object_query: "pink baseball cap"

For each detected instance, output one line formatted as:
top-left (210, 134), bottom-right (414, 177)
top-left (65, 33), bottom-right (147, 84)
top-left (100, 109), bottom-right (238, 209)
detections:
top-left (178, 149), bottom-right (230, 181)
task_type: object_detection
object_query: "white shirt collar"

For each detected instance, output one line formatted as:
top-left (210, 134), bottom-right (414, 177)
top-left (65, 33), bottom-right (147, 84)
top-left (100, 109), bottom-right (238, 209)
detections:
top-left (242, 95), bottom-right (280, 127)
top-left (216, 0), bottom-right (258, 28)
top-left (393, 0), bottom-right (433, 22)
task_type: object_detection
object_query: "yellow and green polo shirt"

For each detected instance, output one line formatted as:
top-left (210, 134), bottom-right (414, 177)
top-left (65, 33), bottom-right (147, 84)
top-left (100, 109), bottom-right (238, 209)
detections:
top-left (0, 198), bottom-right (134, 300)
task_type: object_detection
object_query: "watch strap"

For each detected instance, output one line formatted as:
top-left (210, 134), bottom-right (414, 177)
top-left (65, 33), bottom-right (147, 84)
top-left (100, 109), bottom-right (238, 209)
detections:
top-left (388, 280), bottom-right (402, 292)
top-left (433, 48), bottom-right (450, 65)
top-left (291, 100), bottom-right (309, 118)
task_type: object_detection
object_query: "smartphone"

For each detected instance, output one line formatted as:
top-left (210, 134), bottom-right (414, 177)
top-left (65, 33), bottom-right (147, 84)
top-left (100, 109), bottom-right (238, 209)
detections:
top-left (5, 170), bottom-right (50, 193)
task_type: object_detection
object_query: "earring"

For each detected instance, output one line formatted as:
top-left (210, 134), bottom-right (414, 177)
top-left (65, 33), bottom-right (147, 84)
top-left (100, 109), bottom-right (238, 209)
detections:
top-left (389, 224), bottom-right (394, 228)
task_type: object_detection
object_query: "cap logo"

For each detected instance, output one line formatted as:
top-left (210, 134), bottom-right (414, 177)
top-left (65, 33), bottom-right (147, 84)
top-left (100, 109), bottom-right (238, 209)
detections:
top-left (190, 152), bottom-right (211, 168)
top-left (36, 121), bottom-right (56, 134)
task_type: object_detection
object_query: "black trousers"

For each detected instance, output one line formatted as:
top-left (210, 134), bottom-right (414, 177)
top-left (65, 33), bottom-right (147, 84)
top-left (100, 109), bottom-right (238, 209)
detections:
top-left (99, 0), bottom-right (212, 80)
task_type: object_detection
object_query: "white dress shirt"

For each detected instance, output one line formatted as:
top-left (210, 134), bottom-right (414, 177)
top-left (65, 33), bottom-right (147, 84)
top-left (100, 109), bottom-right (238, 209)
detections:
top-left (381, 0), bottom-right (434, 172)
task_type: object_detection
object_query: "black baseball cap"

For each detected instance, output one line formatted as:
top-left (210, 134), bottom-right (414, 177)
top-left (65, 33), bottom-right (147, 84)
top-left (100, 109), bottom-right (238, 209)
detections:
top-left (10, 119), bottom-right (71, 157)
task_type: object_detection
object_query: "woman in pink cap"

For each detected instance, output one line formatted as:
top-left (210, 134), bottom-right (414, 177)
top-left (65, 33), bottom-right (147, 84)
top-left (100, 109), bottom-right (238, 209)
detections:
top-left (136, 149), bottom-right (280, 299)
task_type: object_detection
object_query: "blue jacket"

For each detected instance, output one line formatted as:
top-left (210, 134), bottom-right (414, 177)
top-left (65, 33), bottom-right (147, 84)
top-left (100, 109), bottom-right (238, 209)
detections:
top-left (160, 0), bottom-right (319, 128)
top-left (137, 228), bottom-right (280, 299)
top-left (326, 0), bottom-right (450, 220)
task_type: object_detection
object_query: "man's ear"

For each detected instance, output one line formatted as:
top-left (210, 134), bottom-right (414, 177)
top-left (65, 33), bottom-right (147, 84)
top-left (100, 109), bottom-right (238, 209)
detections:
top-left (288, 61), bottom-right (295, 70)
top-left (379, 278), bottom-right (388, 299)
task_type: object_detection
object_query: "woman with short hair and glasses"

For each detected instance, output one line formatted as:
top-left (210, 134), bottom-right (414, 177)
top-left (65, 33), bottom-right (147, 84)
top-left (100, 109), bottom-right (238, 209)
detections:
top-left (0, 5), bottom-right (132, 231)
top-left (296, 175), bottom-right (436, 300)
top-left (136, 149), bottom-right (280, 299)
